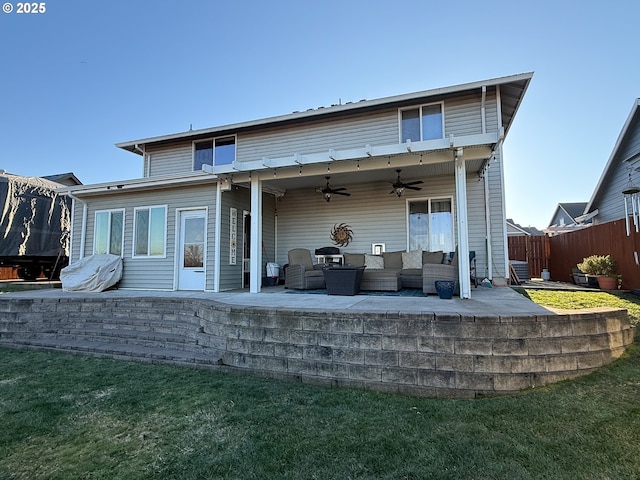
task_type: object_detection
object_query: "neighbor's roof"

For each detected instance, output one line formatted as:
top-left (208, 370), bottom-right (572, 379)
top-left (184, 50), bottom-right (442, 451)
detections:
top-left (116, 72), bottom-right (534, 154)
top-left (43, 172), bottom-right (82, 187)
top-left (547, 202), bottom-right (589, 228)
top-left (585, 98), bottom-right (640, 213)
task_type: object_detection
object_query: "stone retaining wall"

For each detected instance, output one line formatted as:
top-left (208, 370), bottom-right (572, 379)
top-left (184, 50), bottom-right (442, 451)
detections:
top-left (0, 297), bottom-right (635, 398)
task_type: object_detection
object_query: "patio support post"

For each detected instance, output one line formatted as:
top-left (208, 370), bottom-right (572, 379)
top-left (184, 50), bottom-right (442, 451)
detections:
top-left (213, 182), bottom-right (223, 292)
top-left (454, 148), bottom-right (472, 299)
top-left (250, 176), bottom-right (263, 293)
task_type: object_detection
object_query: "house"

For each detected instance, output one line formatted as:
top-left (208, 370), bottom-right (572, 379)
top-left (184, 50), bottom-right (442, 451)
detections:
top-left (507, 218), bottom-right (544, 236)
top-left (544, 202), bottom-right (592, 236)
top-left (583, 99), bottom-right (640, 227)
top-left (61, 72), bottom-right (533, 299)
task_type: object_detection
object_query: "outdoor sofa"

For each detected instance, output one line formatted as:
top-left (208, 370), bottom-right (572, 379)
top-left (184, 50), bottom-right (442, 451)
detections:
top-left (342, 250), bottom-right (458, 293)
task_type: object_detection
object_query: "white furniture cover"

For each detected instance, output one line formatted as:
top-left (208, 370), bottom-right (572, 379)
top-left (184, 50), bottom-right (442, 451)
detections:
top-left (60, 254), bottom-right (123, 292)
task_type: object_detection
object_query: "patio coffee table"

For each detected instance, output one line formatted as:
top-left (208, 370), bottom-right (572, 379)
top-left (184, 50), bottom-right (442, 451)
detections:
top-left (322, 265), bottom-right (366, 295)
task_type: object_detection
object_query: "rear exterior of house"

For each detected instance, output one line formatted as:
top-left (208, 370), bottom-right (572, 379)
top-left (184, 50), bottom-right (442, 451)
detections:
top-left (64, 73), bottom-right (532, 297)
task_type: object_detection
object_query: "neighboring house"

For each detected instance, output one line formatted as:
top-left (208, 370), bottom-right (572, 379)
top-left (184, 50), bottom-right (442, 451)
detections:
top-left (61, 72), bottom-right (533, 299)
top-left (507, 218), bottom-right (544, 236)
top-left (583, 99), bottom-right (640, 225)
top-left (544, 202), bottom-right (592, 236)
top-left (43, 172), bottom-right (82, 187)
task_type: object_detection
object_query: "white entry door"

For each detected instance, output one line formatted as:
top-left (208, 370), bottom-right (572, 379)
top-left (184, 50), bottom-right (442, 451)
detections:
top-left (178, 210), bottom-right (206, 291)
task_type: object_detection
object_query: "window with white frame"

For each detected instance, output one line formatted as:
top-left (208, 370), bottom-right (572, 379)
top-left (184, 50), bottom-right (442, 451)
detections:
top-left (193, 136), bottom-right (236, 170)
top-left (94, 209), bottom-right (124, 256)
top-left (400, 103), bottom-right (444, 142)
top-left (133, 205), bottom-right (167, 257)
top-left (408, 198), bottom-right (454, 253)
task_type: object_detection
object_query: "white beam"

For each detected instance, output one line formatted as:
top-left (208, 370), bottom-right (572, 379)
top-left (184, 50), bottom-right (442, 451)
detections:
top-left (250, 176), bottom-right (262, 293)
top-left (454, 148), bottom-right (472, 299)
top-left (213, 182), bottom-right (222, 292)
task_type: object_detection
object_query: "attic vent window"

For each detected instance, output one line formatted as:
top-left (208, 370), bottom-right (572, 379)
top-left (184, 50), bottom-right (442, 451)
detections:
top-left (193, 136), bottom-right (236, 170)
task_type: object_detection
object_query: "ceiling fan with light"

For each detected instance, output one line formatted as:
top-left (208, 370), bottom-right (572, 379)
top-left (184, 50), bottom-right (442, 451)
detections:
top-left (317, 176), bottom-right (351, 202)
top-left (390, 169), bottom-right (423, 197)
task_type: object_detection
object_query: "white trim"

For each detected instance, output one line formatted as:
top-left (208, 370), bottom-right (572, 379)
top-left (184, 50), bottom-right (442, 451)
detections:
top-left (213, 184), bottom-right (222, 292)
top-left (173, 207), bottom-right (208, 291)
top-left (454, 148), bottom-right (471, 299)
top-left (131, 205), bottom-right (168, 259)
top-left (93, 208), bottom-right (125, 257)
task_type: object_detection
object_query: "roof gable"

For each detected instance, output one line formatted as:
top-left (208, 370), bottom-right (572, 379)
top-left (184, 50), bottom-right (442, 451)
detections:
top-left (586, 99), bottom-right (640, 212)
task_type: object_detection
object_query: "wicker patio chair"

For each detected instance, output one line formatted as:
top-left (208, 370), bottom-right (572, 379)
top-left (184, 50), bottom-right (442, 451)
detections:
top-left (284, 248), bottom-right (326, 290)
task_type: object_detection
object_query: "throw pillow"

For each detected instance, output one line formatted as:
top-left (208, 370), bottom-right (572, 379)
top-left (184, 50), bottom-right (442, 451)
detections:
top-left (364, 254), bottom-right (384, 269)
top-left (382, 251), bottom-right (403, 269)
top-left (402, 250), bottom-right (423, 269)
top-left (423, 250), bottom-right (444, 264)
top-left (343, 252), bottom-right (365, 267)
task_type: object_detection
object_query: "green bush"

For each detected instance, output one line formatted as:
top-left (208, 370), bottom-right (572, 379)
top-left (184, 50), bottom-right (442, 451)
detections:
top-left (577, 254), bottom-right (617, 277)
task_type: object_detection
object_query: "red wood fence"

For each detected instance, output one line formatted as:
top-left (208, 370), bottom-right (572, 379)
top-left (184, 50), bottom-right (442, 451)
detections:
top-left (507, 235), bottom-right (550, 279)
top-left (548, 220), bottom-right (640, 290)
top-left (509, 220), bottom-right (640, 289)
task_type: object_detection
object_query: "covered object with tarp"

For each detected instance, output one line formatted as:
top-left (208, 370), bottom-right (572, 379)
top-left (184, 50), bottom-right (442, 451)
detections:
top-left (0, 171), bottom-right (71, 279)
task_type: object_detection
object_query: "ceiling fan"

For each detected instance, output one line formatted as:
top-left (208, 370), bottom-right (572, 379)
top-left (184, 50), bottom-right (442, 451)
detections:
top-left (317, 176), bottom-right (351, 202)
top-left (390, 169), bottom-right (423, 197)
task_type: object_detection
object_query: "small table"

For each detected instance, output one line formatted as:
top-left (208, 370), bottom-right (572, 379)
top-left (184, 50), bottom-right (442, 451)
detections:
top-left (322, 265), bottom-right (365, 296)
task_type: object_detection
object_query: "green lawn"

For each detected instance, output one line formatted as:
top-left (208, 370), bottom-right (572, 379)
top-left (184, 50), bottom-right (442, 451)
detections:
top-left (1, 345), bottom-right (639, 480)
top-left (518, 288), bottom-right (640, 325)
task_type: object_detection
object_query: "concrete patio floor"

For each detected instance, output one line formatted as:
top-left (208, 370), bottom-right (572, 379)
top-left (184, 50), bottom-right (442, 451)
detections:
top-left (1, 283), bottom-right (553, 316)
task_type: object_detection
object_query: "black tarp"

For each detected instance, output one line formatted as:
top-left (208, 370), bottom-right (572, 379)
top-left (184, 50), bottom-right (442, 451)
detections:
top-left (0, 172), bottom-right (71, 257)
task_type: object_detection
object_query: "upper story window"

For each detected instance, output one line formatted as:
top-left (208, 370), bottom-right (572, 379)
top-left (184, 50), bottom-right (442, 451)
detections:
top-left (133, 205), bottom-right (167, 258)
top-left (193, 136), bottom-right (236, 170)
top-left (94, 209), bottom-right (124, 256)
top-left (400, 103), bottom-right (444, 142)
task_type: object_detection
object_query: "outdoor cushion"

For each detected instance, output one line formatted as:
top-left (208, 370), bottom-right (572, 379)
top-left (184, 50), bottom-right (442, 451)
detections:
top-left (382, 251), bottom-right (403, 269)
top-left (343, 252), bottom-right (365, 267)
top-left (402, 250), bottom-right (423, 269)
top-left (364, 254), bottom-right (384, 269)
top-left (423, 250), bottom-right (445, 264)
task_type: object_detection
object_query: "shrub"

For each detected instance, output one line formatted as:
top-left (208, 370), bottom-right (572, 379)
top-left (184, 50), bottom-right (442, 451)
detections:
top-left (577, 255), bottom-right (617, 277)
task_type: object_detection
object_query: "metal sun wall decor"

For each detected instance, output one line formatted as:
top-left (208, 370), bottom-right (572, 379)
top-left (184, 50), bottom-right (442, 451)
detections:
top-left (330, 223), bottom-right (353, 247)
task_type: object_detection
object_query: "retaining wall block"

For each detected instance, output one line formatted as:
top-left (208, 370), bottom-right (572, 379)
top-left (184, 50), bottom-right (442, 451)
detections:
top-left (317, 332), bottom-right (350, 348)
top-left (332, 348), bottom-right (365, 364)
top-left (382, 366), bottom-right (417, 385)
top-left (545, 354), bottom-right (578, 372)
top-left (349, 334), bottom-right (382, 350)
top-left (317, 361), bottom-right (349, 379)
top-left (436, 354), bottom-right (473, 372)
top-left (493, 373), bottom-right (533, 391)
top-left (418, 370), bottom-right (455, 388)
top-left (365, 350), bottom-right (399, 367)
top-left (381, 335), bottom-right (418, 352)
top-left (418, 336), bottom-right (455, 354)
top-left (348, 364), bottom-right (382, 381)
top-left (399, 351), bottom-right (435, 369)
top-left (492, 338), bottom-right (528, 356)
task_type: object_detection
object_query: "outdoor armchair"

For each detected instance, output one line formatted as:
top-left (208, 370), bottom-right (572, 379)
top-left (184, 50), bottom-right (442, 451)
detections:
top-left (284, 248), bottom-right (326, 290)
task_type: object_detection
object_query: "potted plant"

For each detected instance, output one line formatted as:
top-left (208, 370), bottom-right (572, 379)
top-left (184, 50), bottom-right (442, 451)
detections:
top-left (577, 255), bottom-right (617, 290)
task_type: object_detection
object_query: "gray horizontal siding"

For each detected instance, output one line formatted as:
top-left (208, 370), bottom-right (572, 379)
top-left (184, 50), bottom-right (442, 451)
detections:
top-left (145, 91), bottom-right (497, 178)
top-left (147, 142), bottom-right (193, 177)
top-left (74, 184), bottom-right (217, 290)
top-left (275, 174), bottom-right (496, 278)
top-left (237, 109), bottom-right (399, 162)
top-left (595, 117), bottom-right (640, 223)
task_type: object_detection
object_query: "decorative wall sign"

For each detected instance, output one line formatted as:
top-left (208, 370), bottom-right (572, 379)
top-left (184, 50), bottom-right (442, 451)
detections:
top-left (229, 207), bottom-right (237, 265)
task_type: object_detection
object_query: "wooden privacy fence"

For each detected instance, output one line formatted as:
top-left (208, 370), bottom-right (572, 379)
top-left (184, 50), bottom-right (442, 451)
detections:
top-left (548, 220), bottom-right (640, 290)
top-left (507, 235), bottom-right (550, 279)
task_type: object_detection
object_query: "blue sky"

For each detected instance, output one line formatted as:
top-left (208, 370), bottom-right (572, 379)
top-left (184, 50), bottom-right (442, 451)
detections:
top-left (1, 0), bottom-right (638, 229)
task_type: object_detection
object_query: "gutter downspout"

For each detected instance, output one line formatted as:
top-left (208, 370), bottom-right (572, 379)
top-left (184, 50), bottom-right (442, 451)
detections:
top-left (67, 191), bottom-right (87, 260)
top-left (134, 144), bottom-right (149, 177)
